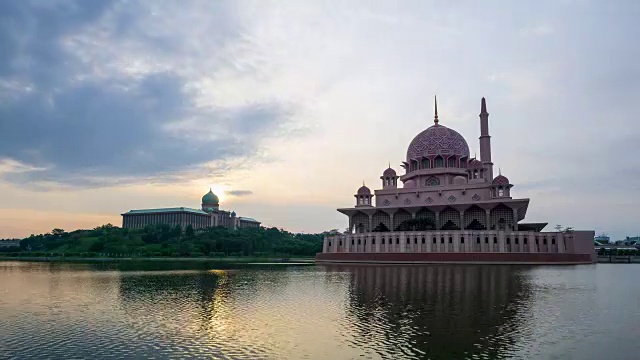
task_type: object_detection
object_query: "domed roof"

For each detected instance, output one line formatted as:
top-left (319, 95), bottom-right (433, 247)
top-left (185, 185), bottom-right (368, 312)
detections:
top-left (492, 174), bottom-right (510, 185)
top-left (403, 179), bottom-right (416, 188)
top-left (468, 159), bottom-right (484, 169)
top-left (202, 189), bottom-right (219, 205)
top-left (452, 176), bottom-right (467, 185)
top-left (406, 124), bottom-right (470, 161)
top-left (357, 185), bottom-right (371, 195)
top-left (383, 167), bottom-right (396, 177)
top-left (231, 211), bottom-right (236, 216)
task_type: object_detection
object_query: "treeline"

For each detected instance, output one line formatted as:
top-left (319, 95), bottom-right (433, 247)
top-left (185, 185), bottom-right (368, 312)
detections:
top-left (3, 224), bottom-right (326, 257)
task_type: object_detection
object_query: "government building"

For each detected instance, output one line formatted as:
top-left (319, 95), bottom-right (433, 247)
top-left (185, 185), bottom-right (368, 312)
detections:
top-left (121, 189), bottom-right (260, 230)
top-left (316, 97), bottom-right (595, 264)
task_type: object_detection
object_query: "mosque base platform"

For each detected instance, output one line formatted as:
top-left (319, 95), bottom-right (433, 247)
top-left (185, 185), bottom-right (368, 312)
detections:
top-left (315, 252), bottom-right (595, 265)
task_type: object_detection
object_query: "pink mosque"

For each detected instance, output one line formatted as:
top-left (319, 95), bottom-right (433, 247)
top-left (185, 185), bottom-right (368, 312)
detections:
top-left (316, 97), bottom-right (595, 264)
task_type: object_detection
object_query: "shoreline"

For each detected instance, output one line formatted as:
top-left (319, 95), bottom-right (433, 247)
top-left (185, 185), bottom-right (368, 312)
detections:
top-left (0, 256), bottom-right (316, 264)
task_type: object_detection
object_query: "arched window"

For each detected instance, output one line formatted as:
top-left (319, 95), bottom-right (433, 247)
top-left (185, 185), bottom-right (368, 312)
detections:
top-left (359, 197), bottom-right (363, 205)
top-left (425, 177), bottom-right (440, 186)
top-left (447, 156), bottom-right (456, 168)
top-left (435, 156), bottom-right (444, 168)
top-left (473, 170), bottom-right (479, 179)
top-left (498, 187), bottom-right (504, 197)
top-left (421, 158), bottom-right (430, 169)
top-left (460, 236), bottom-right (465, 243)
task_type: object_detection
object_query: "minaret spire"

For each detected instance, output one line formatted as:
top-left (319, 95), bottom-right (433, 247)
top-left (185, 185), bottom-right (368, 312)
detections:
top-left (481, 97), bottom-right (487, 114)
top-left (434, 95), bottom-right (439, 124)
top-left (479, 97), bottom-right (493, 180)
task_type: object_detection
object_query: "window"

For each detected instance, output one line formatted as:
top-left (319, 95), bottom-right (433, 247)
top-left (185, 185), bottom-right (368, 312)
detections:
top-left (493, 237), bottom-right (497, 244)
top-left (352, 240), bottom-right (354, 245)
top-left (473, 170), bottom-right (479, 179)
top-left (433, 237), bottom-right (436, 244)
top-left (485, 237), bottom-right (489, 244)
top-left (524, 238), bottom-right (528, 244)
top-left (461, 237), bottom-right (465, 244)
top-left (449, 237), bottom-right (452, 243)
top-left (372, 239), bottom-right (375, 244)
top-left (359, 197), bottom-right (363, 205)
top-left (329, 242), bottom-right (332, 247)
top-left (364, 239), bottom-right (366, 245)
top-left (382, 238), bottom-right (385, 244)
top-left (396, 238), bottom-right (399, 244)
top-left (515, 238), bottom-right (519, 245)
top-left (435, 156), bottom-right (444, 168)
top-left (339, 240), bottom-right (342, 246)
top-left (498, 187), bottom-right (504, 197)
top-left (552, 238), bottom-right (556, 245)
top-left (406, 238), bottom-right (410, 244)
top-left (476, 237), bottom-right (480, 244)
top-left (543, 238), bottom-right (547, 245)
top-left (421, 158), bottom-right (430, 169)
top-left (421, 237), bottom-right (425, 244)
top-left (535, 237), bottom-right (539, 244)
top-left (358, 239), bottom-right (361, 245)
top-left (441, 237), bottom-right (444, 244)
top-left (506, 238), bottom-right (510, 244)
top-left (414, 238), bottom-right (418, 244)
top-left (426, 177), bottom-right (440, 186)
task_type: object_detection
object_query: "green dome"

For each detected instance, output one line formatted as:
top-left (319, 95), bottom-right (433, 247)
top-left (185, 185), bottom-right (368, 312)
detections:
top-left (202, 189), bottom-right (219, 205)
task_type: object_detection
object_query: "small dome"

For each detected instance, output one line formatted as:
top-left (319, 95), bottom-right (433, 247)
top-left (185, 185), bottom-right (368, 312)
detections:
top-left (231, 211), bottom-right (236, 216)
top-left (403, 179), bottom-right (417, 188)
top-left (468, 159), bottom-right (484, 170)
top-left (383, 167), bottom-right (396, 177)
top-left (357, 185), bottom-right (371, 195)
top-left (202, 189), bottom-right (219, 205)
top-left (492, 174), bottom-right (510, 185)
top-left (452, 176), bottom-right (467, 185)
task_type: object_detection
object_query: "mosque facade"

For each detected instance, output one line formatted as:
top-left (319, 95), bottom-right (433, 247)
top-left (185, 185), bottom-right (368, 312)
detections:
top-left (316, 98), bottom-right (595, 264)
top-left (121, 189), bottom-right (260, 230)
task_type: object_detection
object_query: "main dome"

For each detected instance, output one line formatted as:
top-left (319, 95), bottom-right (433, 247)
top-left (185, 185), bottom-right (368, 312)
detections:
top-left (202, 189), bottom-right (219, 205)
top-left (406, 124), bottom-right (470, 160)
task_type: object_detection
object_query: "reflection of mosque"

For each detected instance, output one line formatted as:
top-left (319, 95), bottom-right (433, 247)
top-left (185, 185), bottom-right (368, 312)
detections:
top-left (325, 265), bottom-right (533, 359)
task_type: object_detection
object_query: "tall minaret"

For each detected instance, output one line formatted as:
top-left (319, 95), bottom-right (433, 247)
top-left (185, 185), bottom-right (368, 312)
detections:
top-left (479, 97), bottom-right (494, 180)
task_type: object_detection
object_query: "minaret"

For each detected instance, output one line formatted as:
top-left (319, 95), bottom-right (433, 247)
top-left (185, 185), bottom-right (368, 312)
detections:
top-left (479, 97), bottom-right (494, 180)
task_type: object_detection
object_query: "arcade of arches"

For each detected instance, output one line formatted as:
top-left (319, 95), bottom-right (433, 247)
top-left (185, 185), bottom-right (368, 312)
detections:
top-left (349, 205), bottom-right (519, 234)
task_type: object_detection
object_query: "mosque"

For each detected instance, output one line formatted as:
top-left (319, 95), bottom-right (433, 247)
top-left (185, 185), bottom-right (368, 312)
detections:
top-left (316, 97), bottom-right (595, 264)
top-left (121, 189), bottom-right (260, 230)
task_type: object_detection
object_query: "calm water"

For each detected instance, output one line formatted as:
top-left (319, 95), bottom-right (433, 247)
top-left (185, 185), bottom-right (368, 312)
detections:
top-left (1, 262), bottom-right (638, 360)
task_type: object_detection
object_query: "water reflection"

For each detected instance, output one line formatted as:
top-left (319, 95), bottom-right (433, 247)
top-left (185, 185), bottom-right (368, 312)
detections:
top-left (2, 262), bottom-right (639, 359)
top-left (327, 265), bottom-right (535, 359)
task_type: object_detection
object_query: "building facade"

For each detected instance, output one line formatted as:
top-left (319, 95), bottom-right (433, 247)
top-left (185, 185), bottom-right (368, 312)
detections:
top-left (317, 97), bottom-right (595, 264)
top-left (121, 189), bottom-right (260, 230)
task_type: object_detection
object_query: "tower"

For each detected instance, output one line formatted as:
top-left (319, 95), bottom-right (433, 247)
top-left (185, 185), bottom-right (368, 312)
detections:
top-left (479, 97), bottom-right (494, 180)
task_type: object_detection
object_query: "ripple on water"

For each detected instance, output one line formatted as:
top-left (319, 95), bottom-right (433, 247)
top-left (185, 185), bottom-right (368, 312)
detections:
top-left (1, 263), bottom-right (640, 359)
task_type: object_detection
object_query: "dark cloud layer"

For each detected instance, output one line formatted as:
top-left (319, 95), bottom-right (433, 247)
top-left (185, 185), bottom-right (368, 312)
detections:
top-left (0, 0), bottom-right (288, 187)
top-left (225, 190), bottom-right (253, 197)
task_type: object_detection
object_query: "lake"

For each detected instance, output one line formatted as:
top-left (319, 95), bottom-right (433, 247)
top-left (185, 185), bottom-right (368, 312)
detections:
top-left (1, 261), bottom-right (638, 359)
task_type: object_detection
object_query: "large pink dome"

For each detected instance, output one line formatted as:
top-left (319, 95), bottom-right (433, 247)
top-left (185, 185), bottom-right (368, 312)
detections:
top-left (406, 124), bottom-right (470, 160)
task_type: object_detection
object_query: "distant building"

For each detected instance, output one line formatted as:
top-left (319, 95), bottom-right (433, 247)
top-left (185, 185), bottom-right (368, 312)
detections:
top-left (594, 234), bottom-right (610, 244)
top-left (121, 189), bottom-right (260, 230)
top-left (0, 239), bottom-right (21, 248)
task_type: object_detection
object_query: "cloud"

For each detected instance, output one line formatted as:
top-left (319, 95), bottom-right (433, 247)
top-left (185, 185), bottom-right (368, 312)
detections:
top-left (0, 0), bottom-right (292, 188)
top-left (225, 190), bottom-right (253, 197)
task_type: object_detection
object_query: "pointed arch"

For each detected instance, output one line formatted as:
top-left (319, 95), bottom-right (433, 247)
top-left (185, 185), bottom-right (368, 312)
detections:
top-left (463, 205), bottom-right (486, 230)
top-left (425, 176), bottom-right (440, 187)
top-left (434, 155), bottom-right (444, 168)
top-left (371, 211), bottom-right (391, 232)
top-left (421, 157), bottom-right (431, 169)
top-left (447, 156), bottom-right (457, 168)
top-left (415, 208), bottom-right (436, 230)
top-left (439, 207), bottom-right (461, 230)
top-left (353, 212), bottom-right (369, 233)
top-left (490, 204), bottom-right (514, 231)
top-left (393, 209), bottom-right (412, 231)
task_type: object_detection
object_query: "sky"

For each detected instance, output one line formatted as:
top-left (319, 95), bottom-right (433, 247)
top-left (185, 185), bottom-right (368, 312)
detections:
top-left (1, 0), bottom-right (639, 240)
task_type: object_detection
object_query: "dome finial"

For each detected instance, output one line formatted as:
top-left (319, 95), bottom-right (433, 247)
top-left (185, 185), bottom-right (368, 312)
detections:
top-left (434, 95), bottom-right (439, 124)
top-left (363, 180), bottom-right (365, 186)
top-left (499, 167), bottom-right (502, 175)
